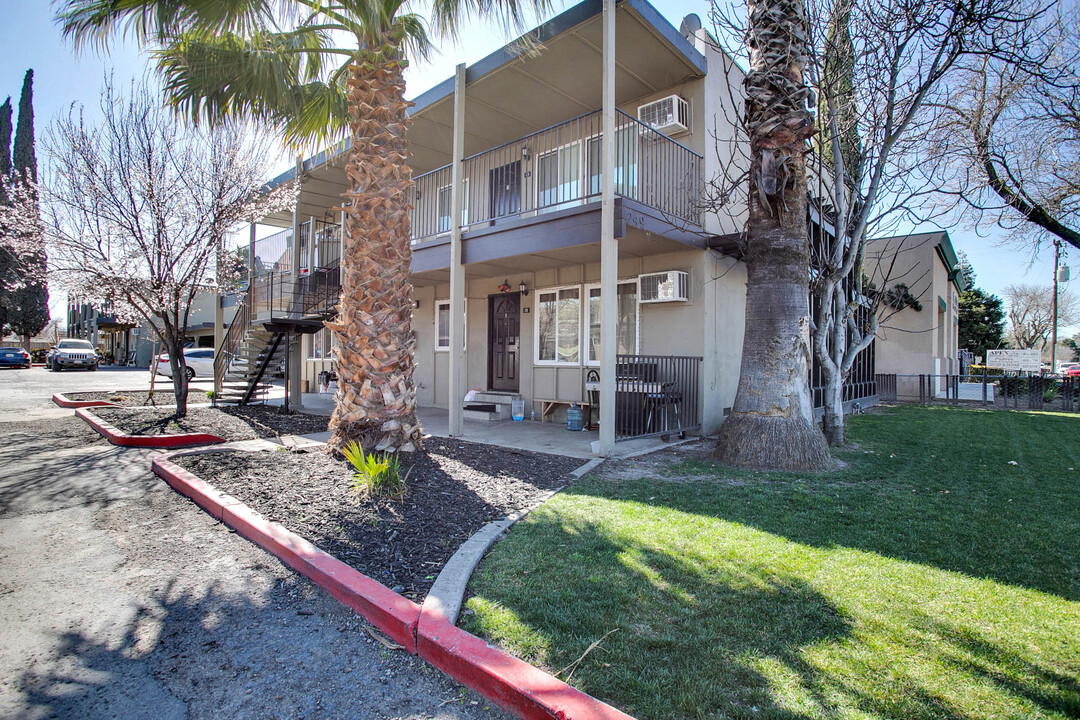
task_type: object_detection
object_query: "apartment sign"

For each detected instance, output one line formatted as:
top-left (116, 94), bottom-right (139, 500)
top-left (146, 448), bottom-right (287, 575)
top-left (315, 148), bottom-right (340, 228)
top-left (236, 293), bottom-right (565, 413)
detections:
top-left (986, 349), bottom-right (1041, 372)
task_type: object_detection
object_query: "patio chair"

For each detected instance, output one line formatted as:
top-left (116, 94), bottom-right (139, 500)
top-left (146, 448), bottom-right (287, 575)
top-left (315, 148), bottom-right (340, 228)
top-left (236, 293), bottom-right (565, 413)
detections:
top-left (644, 381), bottom-right (685, 441)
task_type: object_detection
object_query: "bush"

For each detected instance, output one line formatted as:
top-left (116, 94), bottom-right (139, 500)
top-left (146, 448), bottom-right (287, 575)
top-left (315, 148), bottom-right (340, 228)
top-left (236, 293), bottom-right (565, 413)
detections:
top-left (342, 441), bottom-right (407, 500)
top-left (968, 364), bottom-right (1004, 377)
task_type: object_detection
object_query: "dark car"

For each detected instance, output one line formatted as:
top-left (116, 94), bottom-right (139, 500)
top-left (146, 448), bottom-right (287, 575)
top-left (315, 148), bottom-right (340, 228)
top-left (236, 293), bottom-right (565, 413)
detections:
top-left (47, 339), bottom-right (100, 371)
top-left (0, 347), bottom-right (31, 368)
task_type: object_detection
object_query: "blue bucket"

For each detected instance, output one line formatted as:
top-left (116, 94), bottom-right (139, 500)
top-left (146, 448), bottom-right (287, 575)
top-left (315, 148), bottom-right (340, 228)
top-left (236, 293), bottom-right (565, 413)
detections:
top-left (566, 403), bottom-right (584, 431)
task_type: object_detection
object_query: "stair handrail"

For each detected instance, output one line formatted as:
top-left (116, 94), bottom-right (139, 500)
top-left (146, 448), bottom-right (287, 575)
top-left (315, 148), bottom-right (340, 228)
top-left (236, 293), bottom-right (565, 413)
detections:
top-left (215, 282), bottom-right (254, 384)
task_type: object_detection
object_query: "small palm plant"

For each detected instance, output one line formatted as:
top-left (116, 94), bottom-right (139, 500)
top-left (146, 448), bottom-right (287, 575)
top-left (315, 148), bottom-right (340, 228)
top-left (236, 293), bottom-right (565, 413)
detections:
top-left (342, 441), bottom-right (407, 500)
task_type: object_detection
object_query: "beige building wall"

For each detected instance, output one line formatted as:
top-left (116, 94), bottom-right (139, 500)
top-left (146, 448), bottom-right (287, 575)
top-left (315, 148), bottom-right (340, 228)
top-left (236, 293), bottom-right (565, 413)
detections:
top-left (868, 232), bottom-right (961, 378)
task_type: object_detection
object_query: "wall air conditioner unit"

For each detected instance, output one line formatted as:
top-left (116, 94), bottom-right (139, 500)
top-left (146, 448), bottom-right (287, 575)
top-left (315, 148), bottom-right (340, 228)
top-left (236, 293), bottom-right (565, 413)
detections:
top-left (639, 271), bottom-right (689, 303)
top-left (637, 95), bottom-right (690, 137)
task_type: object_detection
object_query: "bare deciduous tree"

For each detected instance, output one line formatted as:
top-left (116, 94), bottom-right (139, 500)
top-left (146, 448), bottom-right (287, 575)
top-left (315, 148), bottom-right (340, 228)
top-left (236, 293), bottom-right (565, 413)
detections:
top-left (924, 4), bottom-right (1080, 253)
top-left (705, 0), bottom-right (1036, 449)
top-left (23, 77), bottom-right (292, 415)
top-left (1003, 283), bottom-right (1079, 350)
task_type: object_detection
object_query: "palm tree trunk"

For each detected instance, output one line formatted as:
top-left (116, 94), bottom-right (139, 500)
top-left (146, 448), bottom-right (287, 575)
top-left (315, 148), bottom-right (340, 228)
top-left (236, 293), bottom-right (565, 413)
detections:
top-left (326, 34), bottom-right (422, 454)
top-left (714, 0), bottom-right (831, 471)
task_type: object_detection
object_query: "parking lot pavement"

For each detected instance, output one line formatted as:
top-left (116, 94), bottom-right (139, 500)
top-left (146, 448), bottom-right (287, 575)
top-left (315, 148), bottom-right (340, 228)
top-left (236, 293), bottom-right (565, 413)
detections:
top-left (0, 374), bottom-right (509, 720)
top-left (0, 366), bottom-right (177, 422)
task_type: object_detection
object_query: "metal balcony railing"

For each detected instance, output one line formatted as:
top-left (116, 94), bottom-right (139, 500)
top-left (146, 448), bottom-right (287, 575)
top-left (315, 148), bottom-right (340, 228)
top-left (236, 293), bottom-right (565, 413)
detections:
top-left (411, 108), bottom-right (703, 243)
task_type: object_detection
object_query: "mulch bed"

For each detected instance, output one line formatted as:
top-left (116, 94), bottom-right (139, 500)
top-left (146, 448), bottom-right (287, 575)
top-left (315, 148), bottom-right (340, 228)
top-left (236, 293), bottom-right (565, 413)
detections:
top-left (172, 440), bottom-right (584, 600)
top-left (90, 405), bottom-right (330, 441)
top-left (63, 390), bottom-right (207, 407)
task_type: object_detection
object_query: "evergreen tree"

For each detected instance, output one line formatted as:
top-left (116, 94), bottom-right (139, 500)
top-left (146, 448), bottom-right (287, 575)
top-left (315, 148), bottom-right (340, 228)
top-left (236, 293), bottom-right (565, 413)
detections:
top-left (0, 97), bottom-right (13, 335)
top-left (9, 69), bottom-right (49, 347)
top-left (958, 286), bottom-right (1006, 360)
top-left (818, 0), bottom-right (863, 185)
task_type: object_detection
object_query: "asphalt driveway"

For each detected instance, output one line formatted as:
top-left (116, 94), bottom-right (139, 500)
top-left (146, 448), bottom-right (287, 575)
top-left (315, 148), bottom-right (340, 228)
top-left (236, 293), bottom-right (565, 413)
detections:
top-left (0, 369), bottom-right (507, 719)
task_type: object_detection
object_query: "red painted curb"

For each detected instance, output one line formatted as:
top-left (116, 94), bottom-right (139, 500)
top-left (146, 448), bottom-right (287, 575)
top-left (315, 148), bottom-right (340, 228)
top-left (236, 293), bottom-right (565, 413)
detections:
top-left (151, 452), bottom-right (636, 720)
top-left (153, 454), bottom-right (421, 651)
top-left (418, 607), bottom-right (635, 720)
top-left (76, 408), bottom-right (226, 448)
top-left (52, 392), bottom-right (120, 409)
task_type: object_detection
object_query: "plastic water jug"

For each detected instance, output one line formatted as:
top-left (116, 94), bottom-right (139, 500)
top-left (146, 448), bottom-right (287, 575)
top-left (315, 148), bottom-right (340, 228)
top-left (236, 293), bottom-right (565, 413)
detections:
top-left (511, 398), bottom-right (525, 422)
top-left (566, 403), bottom-right (584, 431)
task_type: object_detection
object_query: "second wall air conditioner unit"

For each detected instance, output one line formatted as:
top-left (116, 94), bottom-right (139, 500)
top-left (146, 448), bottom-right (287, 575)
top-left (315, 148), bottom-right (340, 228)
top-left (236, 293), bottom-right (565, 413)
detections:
top-left (637, 94), bottom-right (690, 137)
top-left (639, 271), bottom-right (689, 303)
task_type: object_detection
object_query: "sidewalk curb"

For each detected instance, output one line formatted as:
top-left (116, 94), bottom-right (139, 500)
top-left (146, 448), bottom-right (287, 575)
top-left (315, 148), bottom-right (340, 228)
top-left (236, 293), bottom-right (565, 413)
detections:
top-left (76, 408), bottom-right (226, 449)
top-left (151, 450), bottom-right (637, 720)
top-left (52, 392), bottom-right (120, 409)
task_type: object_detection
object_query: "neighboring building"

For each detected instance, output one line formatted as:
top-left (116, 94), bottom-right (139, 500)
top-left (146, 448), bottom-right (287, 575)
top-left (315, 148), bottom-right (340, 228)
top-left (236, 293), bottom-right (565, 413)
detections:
top-left (866, 231), bottom-right (968, 382)
top-left (67, 298), bottom-right (137, 364)
top-left (222, 0), bottom-right (879, 446)
top-left (68, 291), bottom-right (239, 367)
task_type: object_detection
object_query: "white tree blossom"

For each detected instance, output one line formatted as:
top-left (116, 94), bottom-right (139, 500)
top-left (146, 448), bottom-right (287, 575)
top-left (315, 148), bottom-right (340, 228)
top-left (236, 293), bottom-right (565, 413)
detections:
top-left (32, 76), bottom-right (294, 414)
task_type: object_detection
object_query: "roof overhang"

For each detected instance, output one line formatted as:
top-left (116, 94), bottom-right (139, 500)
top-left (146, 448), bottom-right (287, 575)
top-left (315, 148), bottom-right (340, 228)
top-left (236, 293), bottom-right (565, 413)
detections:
top-left (261, 0), bottom-right (706, 226)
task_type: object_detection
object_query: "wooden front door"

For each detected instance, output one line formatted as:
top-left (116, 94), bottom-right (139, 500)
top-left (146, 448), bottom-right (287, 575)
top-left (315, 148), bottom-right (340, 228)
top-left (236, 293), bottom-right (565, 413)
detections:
top-left (488, 293), bottom-right (521, 392)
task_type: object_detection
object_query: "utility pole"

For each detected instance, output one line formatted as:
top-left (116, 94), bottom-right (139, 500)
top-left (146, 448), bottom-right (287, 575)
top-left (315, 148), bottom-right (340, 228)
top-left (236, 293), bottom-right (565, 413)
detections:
top-left (1052, 239), bottom-right (1062, 374)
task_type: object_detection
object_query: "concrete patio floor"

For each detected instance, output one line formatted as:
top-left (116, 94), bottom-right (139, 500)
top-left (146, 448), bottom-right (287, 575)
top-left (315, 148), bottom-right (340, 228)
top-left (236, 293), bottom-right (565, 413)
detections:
top-left (268, 390), bottom-right (693, 460)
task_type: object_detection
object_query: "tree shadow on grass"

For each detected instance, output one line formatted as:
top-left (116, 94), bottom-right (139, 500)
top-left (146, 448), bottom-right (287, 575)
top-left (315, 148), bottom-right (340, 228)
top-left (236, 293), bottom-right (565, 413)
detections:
top-left (467, 504), bottom-right (1079, 720)
top-left (590, 407), bottom-right (1080, 602)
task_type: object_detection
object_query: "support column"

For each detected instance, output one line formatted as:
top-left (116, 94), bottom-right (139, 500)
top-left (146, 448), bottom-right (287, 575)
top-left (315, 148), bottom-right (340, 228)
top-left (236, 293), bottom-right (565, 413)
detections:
top-left (247, 223), bottom-right (256, 284)
top-left (288, 156), bottom-right (304, 410)
top-left (308, 215), bottom-right (317, 271)
top-left (599, 0), bottom-right (617, 456)
top-left (214, 289), bottom-right (224, 397)
top-left (449, 63), bottom-right (467, 436)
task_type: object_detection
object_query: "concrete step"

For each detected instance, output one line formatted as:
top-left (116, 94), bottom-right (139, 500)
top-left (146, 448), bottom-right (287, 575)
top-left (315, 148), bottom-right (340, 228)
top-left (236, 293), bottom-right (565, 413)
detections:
top-left (462, 408), bottom-right (507, 422)
top-left (467, 391), bottom-right (521, 406)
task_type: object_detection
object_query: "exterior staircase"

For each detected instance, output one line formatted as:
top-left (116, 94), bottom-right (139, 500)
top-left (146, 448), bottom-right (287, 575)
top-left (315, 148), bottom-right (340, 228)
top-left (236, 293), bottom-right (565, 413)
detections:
top-left (214, 262), bottom-right (341, 405)
top-left (215, 328), bottom-right (286, 405)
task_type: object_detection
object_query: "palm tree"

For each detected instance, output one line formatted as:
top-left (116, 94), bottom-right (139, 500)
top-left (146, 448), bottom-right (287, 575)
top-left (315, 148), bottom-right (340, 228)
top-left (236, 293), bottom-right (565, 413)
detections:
top-left (57, 0), bottom-right (549, 453)
top-left (713, 0), bottom-right (832, 471)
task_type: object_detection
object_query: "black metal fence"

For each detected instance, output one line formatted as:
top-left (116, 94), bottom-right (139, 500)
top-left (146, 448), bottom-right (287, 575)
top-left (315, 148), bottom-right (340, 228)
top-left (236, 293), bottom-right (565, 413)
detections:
top-left (875, 372), bottom-right (1080, 412)
top-left (411, 108), bottom-right (703, 243)
top-left (611, 354), bottom-right (702, 441)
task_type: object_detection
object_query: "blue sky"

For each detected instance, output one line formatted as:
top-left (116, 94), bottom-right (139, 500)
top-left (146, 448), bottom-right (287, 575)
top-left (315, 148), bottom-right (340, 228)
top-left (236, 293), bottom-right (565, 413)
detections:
top-left (1, 0), bottom-right (1072, 329)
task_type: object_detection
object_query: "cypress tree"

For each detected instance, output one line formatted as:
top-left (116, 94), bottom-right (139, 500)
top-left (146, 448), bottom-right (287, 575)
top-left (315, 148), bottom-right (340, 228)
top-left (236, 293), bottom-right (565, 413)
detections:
top-left (10, 69), bottom-right (49, 347)
top-left (0, 97), bottom-right (12, 335)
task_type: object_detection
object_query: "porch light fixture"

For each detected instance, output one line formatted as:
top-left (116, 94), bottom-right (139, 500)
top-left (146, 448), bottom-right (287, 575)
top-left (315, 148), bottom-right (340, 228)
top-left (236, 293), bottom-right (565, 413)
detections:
top-left (412, 300), bottom-right (420, 309)
top-left (521, 146), bottom-right (530, 161)
top-left (519, 280), bottom-right (528, 297)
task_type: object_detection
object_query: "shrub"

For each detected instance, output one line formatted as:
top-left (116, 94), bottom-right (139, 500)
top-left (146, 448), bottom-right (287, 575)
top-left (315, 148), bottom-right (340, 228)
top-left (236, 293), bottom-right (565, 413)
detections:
top-left (342, 441), bottom-right (407, 500)
top-left (968, 364), bottom-right (1004, 378)
top-left (1043, 382), bottom-right (1061, 403)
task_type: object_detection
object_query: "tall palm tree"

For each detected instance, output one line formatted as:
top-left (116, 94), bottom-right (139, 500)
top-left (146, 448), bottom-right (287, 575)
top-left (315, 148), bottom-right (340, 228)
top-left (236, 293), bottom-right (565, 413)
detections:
top-left (57, 0), bottom-right (549, 453)
top-left (714, 0), bottom-right (832, 471)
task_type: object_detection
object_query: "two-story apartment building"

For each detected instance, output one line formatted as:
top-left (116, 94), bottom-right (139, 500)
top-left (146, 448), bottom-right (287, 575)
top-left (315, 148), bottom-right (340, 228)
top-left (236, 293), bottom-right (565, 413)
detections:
top-left (219, 0), bottom-right (880, 450)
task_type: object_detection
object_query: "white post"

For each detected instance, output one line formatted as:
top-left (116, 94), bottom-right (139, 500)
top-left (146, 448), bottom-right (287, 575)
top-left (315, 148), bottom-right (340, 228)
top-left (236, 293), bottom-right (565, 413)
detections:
top-left (599, 0), bottom-right (617, 455)
top-left (308, 215), bottom-right (317, 272)
top-left (288, 156), bottom-right (304, 410)
top-left (449, 63), bottom-right (468, 436)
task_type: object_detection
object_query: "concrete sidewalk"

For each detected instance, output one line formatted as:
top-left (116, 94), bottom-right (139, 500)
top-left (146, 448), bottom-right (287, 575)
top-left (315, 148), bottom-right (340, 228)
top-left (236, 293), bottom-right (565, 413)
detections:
top-left (269, 391), bottom-right (689, 460)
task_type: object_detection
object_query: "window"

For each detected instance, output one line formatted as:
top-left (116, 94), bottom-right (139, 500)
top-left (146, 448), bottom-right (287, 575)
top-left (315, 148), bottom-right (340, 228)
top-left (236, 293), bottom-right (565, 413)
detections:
top-left (585, 281), bottom-right (639, 364)
top-left (436, 300), bottom-right (466, 350)
top-left (587, 127), bottom-right (638, 198)
top-left (437, 181), bottom-right (470, 234)
top-left (536, 287), bottom-right (580, 364)
top-left (537, 143), bottom-right (581, 211)
top-left (310, 327), bottom-right (335, 359)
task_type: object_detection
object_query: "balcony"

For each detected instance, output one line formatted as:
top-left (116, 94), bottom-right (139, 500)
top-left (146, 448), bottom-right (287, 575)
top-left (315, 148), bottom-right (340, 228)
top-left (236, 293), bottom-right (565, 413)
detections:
top-left (410, 108), bottom-right (703, 244)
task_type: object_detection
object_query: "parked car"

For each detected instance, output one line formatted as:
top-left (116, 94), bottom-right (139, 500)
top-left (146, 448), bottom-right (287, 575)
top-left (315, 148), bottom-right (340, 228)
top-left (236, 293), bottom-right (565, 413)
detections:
top-left (47, 339), bottom-right (99, 371)
top-left (155, 347), bottom-right (214, 381)
top-left (0, 347), bottom-right (31, 368)
top-left (1065, 365), bottom-right (1080, 378)
top-left (30, 347), bottom-right (49, 363)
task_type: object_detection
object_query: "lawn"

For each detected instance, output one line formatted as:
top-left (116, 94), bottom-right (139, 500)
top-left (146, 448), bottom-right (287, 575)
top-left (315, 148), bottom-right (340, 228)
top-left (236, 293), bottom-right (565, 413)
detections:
top-left (461, 406), bottom-right (1080, 720)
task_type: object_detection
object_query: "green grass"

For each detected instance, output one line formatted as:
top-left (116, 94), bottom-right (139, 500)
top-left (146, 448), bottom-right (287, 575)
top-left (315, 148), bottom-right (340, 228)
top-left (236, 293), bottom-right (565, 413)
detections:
top-left (461, 406), bottom-right (1080, 720)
